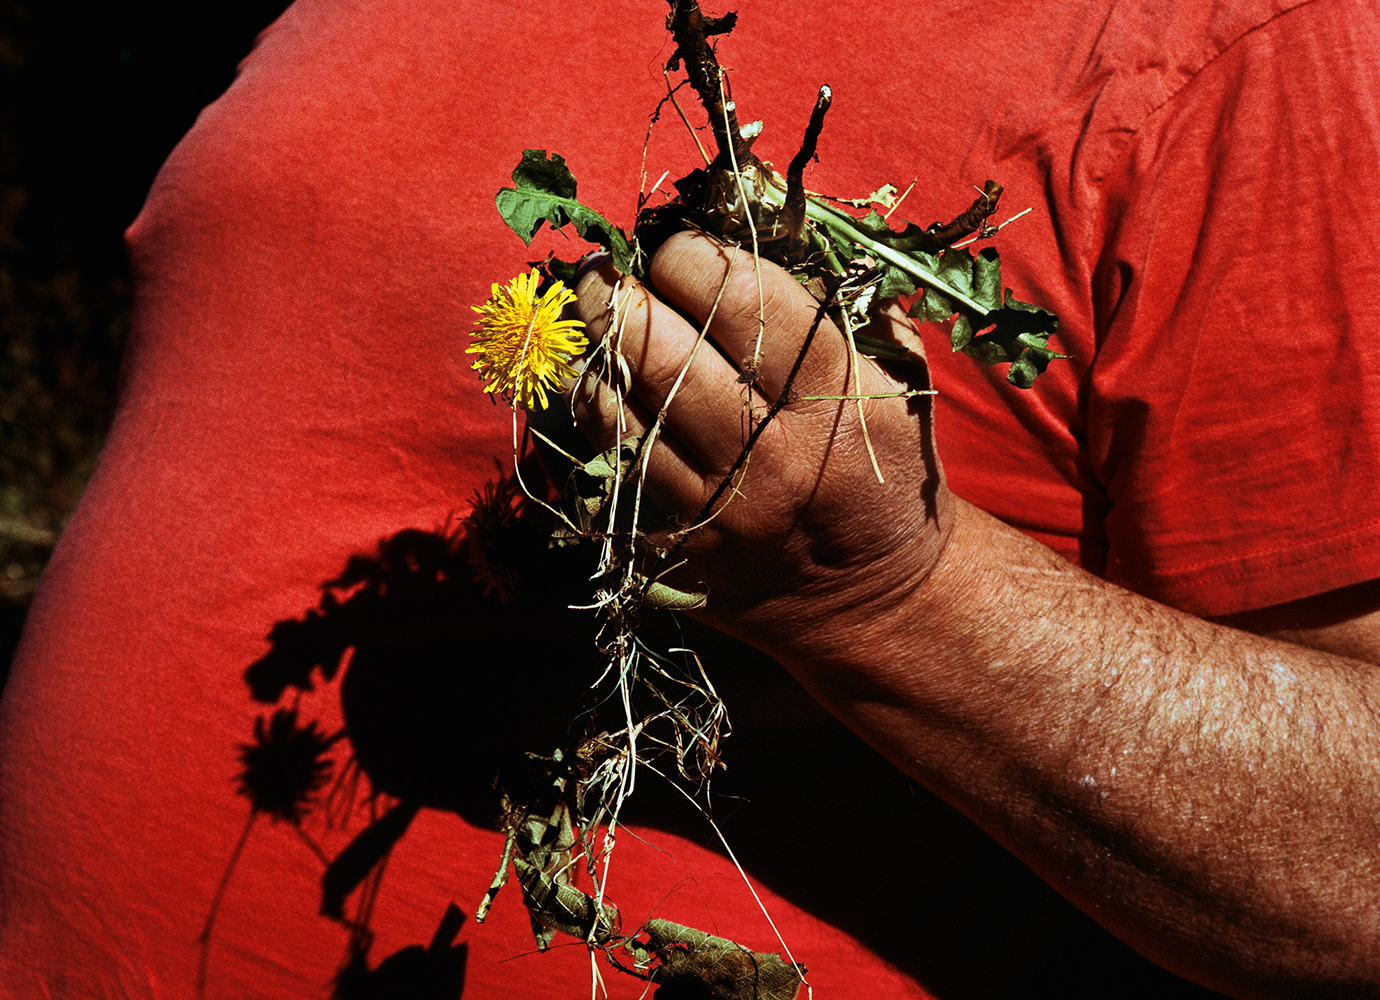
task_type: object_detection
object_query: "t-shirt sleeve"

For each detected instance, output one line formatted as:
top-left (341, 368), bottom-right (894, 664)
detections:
top-left (1089, 0), bottom-right (1380, 617)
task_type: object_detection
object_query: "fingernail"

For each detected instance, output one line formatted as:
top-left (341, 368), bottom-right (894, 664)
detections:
top-left (575, 251), bottom-right (611, 285)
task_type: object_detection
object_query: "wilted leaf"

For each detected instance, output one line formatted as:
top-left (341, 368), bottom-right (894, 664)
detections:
top-left (641, 578), bottom-right (708, 611)
top-left (797, 197), bottom-right (1061, 384)
top-left (627, 919), bottom-right (805, 1000)
top-left (961, 289), bottom-right (1065, 388)
top-left (560, 436), bottom-right (644, 537)
top-left (875, 261), bottom-right (920, 300)
top-left (513, 858), bottom-right (619, 945)
top-left (852, 208), bottom-right (943, 256)
top-left (910, 288), bottom-right (956, 326)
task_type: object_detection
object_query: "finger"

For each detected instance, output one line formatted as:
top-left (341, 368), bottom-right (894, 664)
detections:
top-left (647, 231), bottom-right (856, 405)
top-left (572, 255), bottom-right (762, 476)
top-left (850, 298), bottom-right (936, 404)
top-left (567, 345), bottom-right (720, 533)
top-left (566, 266), bottom-right (723, 509)
top-left (567, 350), bottom-right (652, 452)
top-left (861, 297), bottom-right (928, 360)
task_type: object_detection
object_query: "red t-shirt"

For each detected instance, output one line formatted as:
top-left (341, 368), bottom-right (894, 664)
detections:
top-left (3, 0), bottom-right (1378, 997)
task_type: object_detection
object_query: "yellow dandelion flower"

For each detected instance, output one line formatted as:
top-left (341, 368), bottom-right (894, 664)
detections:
top-left (467, 270), bottom-right (588, 410)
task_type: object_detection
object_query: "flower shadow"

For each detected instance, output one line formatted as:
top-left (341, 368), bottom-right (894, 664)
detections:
top-left (220, 470), bottom-right (1226, 1000)
top-left (222, 477), bottom-right (604, 991)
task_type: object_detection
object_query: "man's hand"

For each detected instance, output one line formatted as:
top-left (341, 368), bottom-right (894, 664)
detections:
top-left (569, 230), bottom-right (953, 658)
top-left (567, 234), bottom-right (1380, 997)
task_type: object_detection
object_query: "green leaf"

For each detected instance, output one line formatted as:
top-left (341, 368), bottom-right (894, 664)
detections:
top-left (949, 313), bottom-right (974, 352)
top-left (530, 253), bottom-right (582, 289)
top-left (960, 290), bottom-right (1065, 387)
top-left (925, 246), bottom-right (1001, 312)
top-left (908, 290), bottom-right (956, 325)
top-left (875, 262), bottom-right (919, 299)
top-left (496, 150), bottom-right (637, 273)
top-left (903, 249), bottom-right (1061, 387)
top-left (809, 202), bottom-right (1064, 387)
top-left (795, 199), bottom-right (985, 312)
top-left (971, 247), bottom-right (1003, 306)
top-left (852, 209), bottom-right (942, 255)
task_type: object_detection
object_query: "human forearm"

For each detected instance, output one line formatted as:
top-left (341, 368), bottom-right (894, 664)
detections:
top-left (795, 498), bottom-right (1380, 998)
top-left (570, 232), bottom-right (1380, 995)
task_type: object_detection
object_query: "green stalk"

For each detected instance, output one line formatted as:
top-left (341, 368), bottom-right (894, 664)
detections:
top-left (759, 184), bottom-right (989, 315)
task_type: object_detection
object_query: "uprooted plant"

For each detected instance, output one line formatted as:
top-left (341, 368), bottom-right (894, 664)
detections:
top-left (463, 2), bottom-right (1062, 996)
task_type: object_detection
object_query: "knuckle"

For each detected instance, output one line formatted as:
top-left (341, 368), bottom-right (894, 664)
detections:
top-left (577, 272), bottom-right (646, 346)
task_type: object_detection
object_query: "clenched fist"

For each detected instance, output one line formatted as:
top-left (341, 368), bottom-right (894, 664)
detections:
top-left (567, 230), bottom-right (955, 664)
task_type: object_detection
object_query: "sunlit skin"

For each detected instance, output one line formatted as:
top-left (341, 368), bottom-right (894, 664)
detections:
top-left (569, 231), bottom-right (1380, 999)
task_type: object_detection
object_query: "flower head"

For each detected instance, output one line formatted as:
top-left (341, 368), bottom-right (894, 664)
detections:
top-left (467, 271), bottom-right (588, 410)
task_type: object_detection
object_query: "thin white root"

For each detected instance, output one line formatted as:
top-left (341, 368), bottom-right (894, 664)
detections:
top-left (838, 306), bottom-right (885, 484)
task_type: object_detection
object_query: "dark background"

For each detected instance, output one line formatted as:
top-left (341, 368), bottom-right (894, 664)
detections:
top-left (0, 0), bottom-right (292, 690)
